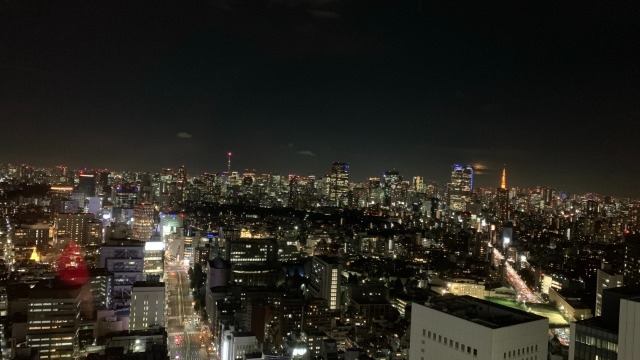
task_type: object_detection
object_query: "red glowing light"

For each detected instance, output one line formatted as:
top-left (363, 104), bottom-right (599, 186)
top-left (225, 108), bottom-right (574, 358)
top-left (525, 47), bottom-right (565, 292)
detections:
top-left (57, 241), bottom-right (89, 286)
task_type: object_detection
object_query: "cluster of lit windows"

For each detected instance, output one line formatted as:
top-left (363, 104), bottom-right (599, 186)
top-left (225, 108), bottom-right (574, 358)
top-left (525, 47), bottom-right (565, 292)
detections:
top-left (422, 329), bottom-right (478, 357)
top-left (575, 333), bottom-right (618, 352)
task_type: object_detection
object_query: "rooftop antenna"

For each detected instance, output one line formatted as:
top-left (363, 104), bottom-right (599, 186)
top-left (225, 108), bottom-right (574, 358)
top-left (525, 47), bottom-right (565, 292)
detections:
top-left (227, 152), bottom-right (232, 174)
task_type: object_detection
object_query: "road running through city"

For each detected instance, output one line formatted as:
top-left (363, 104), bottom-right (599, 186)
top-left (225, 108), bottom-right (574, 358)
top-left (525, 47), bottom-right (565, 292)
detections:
top-left (492, 247), bottom-right (544, 303)
top-left (165, 260), bottom-right (214, 360)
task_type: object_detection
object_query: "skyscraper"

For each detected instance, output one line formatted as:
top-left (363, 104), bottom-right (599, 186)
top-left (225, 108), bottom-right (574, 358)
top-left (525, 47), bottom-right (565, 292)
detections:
top-left (412, 176), bottom-right (425, 193)
top-left (177, 164), bottom-right (187, 201)
top-left (78, 172), bottom-right (96, 198)
top-left (382, 170), bottom-right (402, 207)
top-left (447, 164), bottom-right (473, 212)
top-left (624, 233), bottom-right (640, 286)
top-left (309, 256), bottom-right (342, 311)
top-left (132, 203), bottom-right (155, 241)
top-left (329, 162), bottom-right (349, 206)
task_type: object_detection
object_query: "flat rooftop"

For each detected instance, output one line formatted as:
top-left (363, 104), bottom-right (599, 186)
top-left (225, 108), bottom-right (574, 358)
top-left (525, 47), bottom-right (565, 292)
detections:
top-left (421, 295), bottom-right (547, 329)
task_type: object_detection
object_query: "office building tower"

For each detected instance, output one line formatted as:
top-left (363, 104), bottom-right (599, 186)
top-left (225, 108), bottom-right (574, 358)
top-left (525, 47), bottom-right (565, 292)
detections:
top-left (569, 286), bottom-right (640, 360)
top-left (624, 233), bottom-right (640, 286)
top-left (78, 173), bottom-right (96, 198)
top-left (496, 166), bottom-right (509, 221)
top-left (132, 203), bottom-right (155, 241)
top-left (143, 239), bottom-right (164, 282)
top-left (224, 238), bottom-right (278, 264)
top-left (447, 164), bottom-right (474, 212)
top-left (54, 213), bottom-right (100, 246)
top-left (112, 183), bottom-right (139, 209)
top-left (410, 296), bottom-right (548, 360)
top-left (382, 170), bottom-right (402, 207)
top-left (89, 268), bottom-right (113, 313)
top-left (279, 295), bottom-right (304, 339)
top-left (130, 281), bottom-right (165, 331)
top-left (329, 162), bottom-right (349, 206)
top-left (303, 298), bottom-right (332, 331)
top-left (413, 176), bottom-right (425, 193)
top-left (177, 164), bottom-right (187, 201)
top-left (99, 240), bottom-right (145, 307)
top-left (596, 266), bottom-right (623, 316)
top-left (26, 280), bottom-right (82, 360)
top-left (309, 256), bottom-right (342, 310)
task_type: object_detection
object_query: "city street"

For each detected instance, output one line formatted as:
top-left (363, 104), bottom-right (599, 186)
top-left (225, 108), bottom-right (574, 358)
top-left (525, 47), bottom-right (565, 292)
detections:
top-left (492, 247), bottom-right (543, 304)
top-left (165, 260), bottom-right (213, 360)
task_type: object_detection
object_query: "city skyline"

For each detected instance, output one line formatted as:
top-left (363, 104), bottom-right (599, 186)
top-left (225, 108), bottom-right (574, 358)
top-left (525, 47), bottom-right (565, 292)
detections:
top-left (1, 1), bottom-right (638, 197)
top-left (0, 160), bottom-right (631, 201)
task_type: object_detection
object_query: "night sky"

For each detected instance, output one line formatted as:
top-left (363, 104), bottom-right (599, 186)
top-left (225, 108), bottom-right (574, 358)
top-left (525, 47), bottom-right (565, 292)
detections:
top-left (1, 0), bottom-right (638, 196)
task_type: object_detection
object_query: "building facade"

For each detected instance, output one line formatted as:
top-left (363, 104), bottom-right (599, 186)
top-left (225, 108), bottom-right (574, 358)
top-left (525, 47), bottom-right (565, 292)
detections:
top-left (410, 296), bottom-right (548, 360)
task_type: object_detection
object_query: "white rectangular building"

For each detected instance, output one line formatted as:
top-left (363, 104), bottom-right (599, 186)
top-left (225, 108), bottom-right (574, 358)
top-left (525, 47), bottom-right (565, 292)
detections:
top-left (617, 298), bottom-right (640, 359)
top-left (410, 296), bottom-right (548, 360)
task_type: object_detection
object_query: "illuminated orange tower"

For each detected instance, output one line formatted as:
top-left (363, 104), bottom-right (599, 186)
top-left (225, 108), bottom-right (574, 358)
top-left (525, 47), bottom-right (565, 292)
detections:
top-left (496, 165), bottom-right (509, 221)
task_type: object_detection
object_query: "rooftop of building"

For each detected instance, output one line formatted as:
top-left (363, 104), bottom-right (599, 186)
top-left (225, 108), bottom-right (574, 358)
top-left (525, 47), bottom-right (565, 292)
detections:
top-left (417, 295), bottom-right (547, 329)
top-left (574, 316), bottom-right (618, 334)
top-left (209, 256), bottom-right (231, 269)
top-left (108, 327), bottom-right (167, 339)
top-left (313, 255), bottom-right (341, 265)
top-left (102, 239), bottom-right (145, 247)
top-left (604, 285), bottom-right (640, 299)
top-left (231, 331), bottom-right (256, 337)
top-left (29, 278), bottom-right (83, 299)
top-left (351, 298), bottom-right (391, 305)
top-left (133, 281), bottom-right (165, 288)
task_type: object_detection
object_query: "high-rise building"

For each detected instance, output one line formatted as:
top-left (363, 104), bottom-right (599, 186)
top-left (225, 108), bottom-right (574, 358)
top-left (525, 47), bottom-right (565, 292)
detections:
top-left (382, 170), bottom-right (402, 207)
top-left (569, 286), bottom-right (640, 360)
top-left (132, 203), bottom-right (155, 241)
top-left (112, 183), bottom-right (139, 209)
top-left (89, 268), bottom-right (113, 313)
top-left (596, 265), bottom-right (623, 316)
top-left (496, 166), bottom-right (509, 221)
top-left (78, 173), bottom-right (96, 198)
top-left (54, 213), bottom-right (101, 246)
top-left (143, 239), bottom-right (165, 282)
top-left (447, 164), bottom-right (473, 212)
top-left (412, 176), bottom-right (425, 193)
top-left (329, 162), bottom-right (349, 206)
top-left (130, 281), bottom-right (165, 331)
top-left (99, 240), bottom-right (145, 307)
top-left (410, 296), bottom-right (548, 360)
top-left (309, 256), bottom-right (342, 311)
top-left (624, 233), bottom-right (640, 286)
top-left (177, 164), bottom-right (187, 201)
top-left (26, 280), bottom-right (82, 360)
